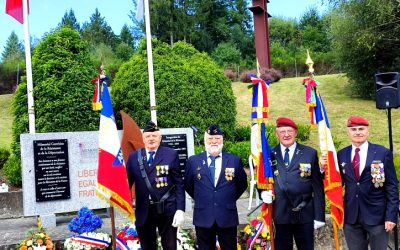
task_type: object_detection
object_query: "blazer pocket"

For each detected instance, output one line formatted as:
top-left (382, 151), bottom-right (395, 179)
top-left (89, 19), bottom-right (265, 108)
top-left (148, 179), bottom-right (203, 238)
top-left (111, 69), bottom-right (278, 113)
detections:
top-left (226, 203), bottom-right (237, 210)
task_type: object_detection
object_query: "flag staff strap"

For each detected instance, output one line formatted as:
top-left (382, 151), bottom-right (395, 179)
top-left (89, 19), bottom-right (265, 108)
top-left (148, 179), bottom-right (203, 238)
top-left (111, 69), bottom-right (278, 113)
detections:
top-left (22, 0), bottom-right (35, 133)
top-left (144, 0), bottom-right (157, 124)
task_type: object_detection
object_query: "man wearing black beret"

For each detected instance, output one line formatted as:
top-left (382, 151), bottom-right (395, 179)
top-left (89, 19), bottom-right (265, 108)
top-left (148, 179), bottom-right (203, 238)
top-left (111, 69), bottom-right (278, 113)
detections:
top-left (184, 124), bottom-right (248, 249)
top-left (126, 121), bottom-right (185, 250)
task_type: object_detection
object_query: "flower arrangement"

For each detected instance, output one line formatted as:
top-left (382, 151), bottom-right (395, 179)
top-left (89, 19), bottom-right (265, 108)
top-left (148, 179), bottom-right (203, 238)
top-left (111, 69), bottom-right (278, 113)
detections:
top-left (238, 217), bottom-right (271, 250)
top-left (116, 222), bottom-right (141, 250)
top-left (64, 207), bottom-right (110, 250)
top-left (64, 232), bottom-right (111, 250)
top-left (67, 207), bottom-right (103, 234)
top-left (18, 227), bottom-right (54, 250)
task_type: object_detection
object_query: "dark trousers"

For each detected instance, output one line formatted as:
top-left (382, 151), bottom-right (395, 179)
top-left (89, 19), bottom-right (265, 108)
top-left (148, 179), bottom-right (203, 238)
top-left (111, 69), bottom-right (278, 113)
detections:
top-left (344, 223), bottom-right (388, 250)
top-left (275, 222), bottom-right (314, 250)
top-left (195, 223), bottom-right (237, 250)
top-left (136, 206), bottom-right (177, 250)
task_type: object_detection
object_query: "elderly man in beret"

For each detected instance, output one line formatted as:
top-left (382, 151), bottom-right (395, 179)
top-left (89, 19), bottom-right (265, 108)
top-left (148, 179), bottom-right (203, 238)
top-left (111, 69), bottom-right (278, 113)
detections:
top-left (261, 117), bottom-right (325, 250)
top-left (126, 121), bottom-right (185, 250)
top-left (322, 116), bottom-right (398, 250)
top-left (184, 124), bottom-right (248, 250)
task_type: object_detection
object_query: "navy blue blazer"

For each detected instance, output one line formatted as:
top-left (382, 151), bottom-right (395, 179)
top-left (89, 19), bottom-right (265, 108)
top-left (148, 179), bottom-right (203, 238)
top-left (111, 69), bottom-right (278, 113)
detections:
top-left (126, 146), bottom-right (185, 227)
top-left (271, 143), bottom-right (325, 224)
top-left (184, 151), bottom-right (248, 228)
top-left (338, 142), bottom-right (399, 225)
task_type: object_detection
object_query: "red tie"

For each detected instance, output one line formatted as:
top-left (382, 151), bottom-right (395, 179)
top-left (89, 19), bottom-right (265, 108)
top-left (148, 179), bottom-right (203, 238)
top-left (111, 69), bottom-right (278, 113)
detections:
top-left (352, 148), bottom-right (360, 180)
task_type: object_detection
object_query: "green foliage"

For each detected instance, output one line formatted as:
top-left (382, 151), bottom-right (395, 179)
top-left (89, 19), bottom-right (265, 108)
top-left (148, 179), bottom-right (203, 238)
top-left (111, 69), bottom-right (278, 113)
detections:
top-left (1, 31), bottom-right (24, 62)
top-left (3, 155), bottom-right (21, 185)
top-left (329, 0), bottom-right (400, 98)
top-left (58, 9), bottom-right (80, 31)
top-left (224, 141), bottom-right (250, 167)
top-left (394, 155), bottom-right (400, 181)
top-left (8, 27), bottom-right (98, 185)
top-left (81, 8), bottom-right (118, 49)
top-left (31, 27), bottom-right (98, 132)
top-left (112, 39), bottom-right (236, 136)
top-left (0, 147), bottom-right (10, 170)
top-left (211, 42), bottom-right (241, 68)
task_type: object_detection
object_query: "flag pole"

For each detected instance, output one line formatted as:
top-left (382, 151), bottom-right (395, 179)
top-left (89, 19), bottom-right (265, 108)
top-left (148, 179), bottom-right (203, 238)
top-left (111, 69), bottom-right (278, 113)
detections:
top-left (306, 50), bottom-right (341, 250)
top-left (143, 0), bottom-right (157, 124)
top-left (22, 0), bottom-right (35, 133)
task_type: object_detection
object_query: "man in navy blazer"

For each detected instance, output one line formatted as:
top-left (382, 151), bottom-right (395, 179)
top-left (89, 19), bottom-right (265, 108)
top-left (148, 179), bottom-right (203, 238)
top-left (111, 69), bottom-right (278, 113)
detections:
top-left (337, 116), bottom-right (398, 250)
top-left (261, 117), bottom-right (325, 250)
top-left (184, 124), bottom-right (247, 250)
top-left (126, 121), bottom-right (185, 250)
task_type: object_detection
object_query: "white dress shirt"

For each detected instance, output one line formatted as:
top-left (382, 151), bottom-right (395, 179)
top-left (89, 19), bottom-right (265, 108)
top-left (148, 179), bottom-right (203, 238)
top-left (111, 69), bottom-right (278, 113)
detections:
top-left (207, 153), bottom-right (222, 186)
top-left (280, 142), bottom-right (297, 164)
top-left (351, 141), bottom-right (368, 177)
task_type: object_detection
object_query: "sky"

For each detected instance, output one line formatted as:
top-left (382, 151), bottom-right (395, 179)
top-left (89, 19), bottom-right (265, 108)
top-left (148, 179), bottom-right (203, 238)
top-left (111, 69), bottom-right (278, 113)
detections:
top-left (0, 0), bottom-right (327, 56)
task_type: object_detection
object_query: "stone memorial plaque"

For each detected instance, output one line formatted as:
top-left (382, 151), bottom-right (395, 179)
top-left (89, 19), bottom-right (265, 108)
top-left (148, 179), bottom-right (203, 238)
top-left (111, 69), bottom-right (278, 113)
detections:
top-left (33, 139), bottom-right (70, 202)
top-left (161, 133), bottom-right (188, 171)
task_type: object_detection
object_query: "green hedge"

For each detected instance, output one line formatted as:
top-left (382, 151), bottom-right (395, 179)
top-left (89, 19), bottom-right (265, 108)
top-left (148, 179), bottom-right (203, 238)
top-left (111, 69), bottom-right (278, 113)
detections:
top-left (112, 40), bottom-right (236, 137)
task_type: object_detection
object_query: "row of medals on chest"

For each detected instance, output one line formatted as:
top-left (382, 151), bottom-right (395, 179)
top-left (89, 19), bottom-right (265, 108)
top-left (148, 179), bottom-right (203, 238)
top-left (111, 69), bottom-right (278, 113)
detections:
top-left (155, 165), bottom-right (169, 188)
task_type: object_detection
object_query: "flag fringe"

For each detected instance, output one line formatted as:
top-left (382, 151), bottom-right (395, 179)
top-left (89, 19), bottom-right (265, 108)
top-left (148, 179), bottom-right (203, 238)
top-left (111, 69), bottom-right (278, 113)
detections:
top-left (96, 184), bottom-right (135, 222)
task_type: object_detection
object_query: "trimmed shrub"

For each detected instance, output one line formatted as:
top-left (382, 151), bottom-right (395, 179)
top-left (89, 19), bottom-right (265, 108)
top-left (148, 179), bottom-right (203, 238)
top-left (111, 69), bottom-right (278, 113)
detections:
top-left (240, 67), bottom-right (282, 83)
top-left (224, 69), bottom-right (236, 82)
top-left (0, 147), bottom-right (10, 170)
top-left (3, 155), bottom-right (21, 185)
top-left (112, 40), bottom-right (237, 136)
top-left (6, 27), bottom-right (98, 185)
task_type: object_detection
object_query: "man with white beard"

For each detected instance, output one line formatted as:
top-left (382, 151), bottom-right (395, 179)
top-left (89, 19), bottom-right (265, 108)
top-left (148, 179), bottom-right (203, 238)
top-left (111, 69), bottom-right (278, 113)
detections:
top-left (184, 124), bottom-right (248, 250)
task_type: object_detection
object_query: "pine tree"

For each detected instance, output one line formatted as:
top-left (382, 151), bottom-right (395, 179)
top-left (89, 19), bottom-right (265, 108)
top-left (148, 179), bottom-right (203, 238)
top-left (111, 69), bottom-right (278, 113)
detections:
top-left (1, 31), bottom-right (24, 62)
top-left (59, 9), bottom-right (80, 31)
top-left (81, 8), bottom-right (117, 48)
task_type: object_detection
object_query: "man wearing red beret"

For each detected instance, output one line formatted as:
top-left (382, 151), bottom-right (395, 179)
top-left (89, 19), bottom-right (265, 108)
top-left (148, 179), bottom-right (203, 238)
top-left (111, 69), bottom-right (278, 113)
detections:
top-left (333, 116), bottom-right (398, 250)
top-left (261, 117), bottom-right (325, 250)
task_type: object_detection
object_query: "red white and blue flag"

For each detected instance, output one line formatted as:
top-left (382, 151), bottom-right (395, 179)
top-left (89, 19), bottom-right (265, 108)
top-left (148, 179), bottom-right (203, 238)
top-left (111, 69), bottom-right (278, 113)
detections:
top-left (304, 79), bottom-right (344, 227)
top-left (95, 76), bottom-right (135, 221)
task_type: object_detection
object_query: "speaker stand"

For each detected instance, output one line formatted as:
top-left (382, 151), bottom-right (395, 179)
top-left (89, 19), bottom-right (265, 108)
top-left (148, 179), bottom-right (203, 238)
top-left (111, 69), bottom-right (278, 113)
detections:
top-left (387, 108), bottom-right (399, 250)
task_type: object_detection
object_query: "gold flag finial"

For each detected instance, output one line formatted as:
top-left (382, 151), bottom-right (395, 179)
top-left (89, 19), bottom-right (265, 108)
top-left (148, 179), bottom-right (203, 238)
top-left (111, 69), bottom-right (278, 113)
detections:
top-left (306, 49), bottom-right (314, 74)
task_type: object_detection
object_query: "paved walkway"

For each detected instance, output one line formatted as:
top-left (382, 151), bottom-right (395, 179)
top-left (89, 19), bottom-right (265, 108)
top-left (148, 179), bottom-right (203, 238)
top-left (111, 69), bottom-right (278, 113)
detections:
top-left (0, 197), bottom-right (259, 249)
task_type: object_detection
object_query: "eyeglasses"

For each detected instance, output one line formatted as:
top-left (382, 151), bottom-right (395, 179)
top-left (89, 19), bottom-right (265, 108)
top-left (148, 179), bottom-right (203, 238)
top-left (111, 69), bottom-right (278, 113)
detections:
top-left (277, 129), bottom-right (296, 135)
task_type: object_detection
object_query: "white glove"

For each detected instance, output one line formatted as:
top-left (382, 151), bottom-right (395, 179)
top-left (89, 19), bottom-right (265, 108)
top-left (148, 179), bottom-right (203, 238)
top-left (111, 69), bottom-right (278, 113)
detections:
top-left (172, 210), bottom-right (185, 227)
top-left (261, 190), bottom-right (273, 204)
top-left (314, 220), bottom-right (325, 230)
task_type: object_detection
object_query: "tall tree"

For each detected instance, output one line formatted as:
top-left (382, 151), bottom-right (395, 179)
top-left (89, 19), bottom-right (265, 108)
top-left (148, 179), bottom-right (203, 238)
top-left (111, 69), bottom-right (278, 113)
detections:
top-left (120, 24), bottom-right (134, 47)
top-left (81, 8), bottom-right (118, 48)
top-left (59, 9), bottom-right (80, 31)
top-left (1, 31), bottom-right (24, 62)
top-left (299, 6), bottom-right (330, 52)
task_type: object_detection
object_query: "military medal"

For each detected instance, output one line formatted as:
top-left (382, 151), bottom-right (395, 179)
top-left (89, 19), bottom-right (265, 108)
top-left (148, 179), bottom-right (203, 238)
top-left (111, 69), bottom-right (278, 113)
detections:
top-left (156, 178), bottom-right (161, 188)
top-left (156, 165), bottom-right (160, 176)
top-left (225, 168), bottom-right (235, 181)
top-left (299, 163), bottom-right (311, 177)
top-left (160, 165), bottom-right (165, 174)
top-left (160, 178), bottom-right (165, 187)
top-left (197, 173), bottom-right (202, 180)
top-left (165, 165), bottom-right (169, 175)
top-left (371, 161), bottom-right (385, 188)
top-left (164, 177), bottom-right (168, 186)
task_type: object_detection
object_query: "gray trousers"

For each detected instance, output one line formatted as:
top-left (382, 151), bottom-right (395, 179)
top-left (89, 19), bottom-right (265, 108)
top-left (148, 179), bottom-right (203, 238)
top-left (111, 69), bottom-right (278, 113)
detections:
top-left (344, 223), bottom-right (388, 250)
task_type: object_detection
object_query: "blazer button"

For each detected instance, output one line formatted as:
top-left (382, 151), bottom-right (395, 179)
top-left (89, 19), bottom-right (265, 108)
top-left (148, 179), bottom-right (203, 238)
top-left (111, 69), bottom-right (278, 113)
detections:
top-left (356, 194), bottom-right (358, 198)
top-left (357, 182), bottom-right (360, 186)
top-left (214, 203), bottom-right (217, 206)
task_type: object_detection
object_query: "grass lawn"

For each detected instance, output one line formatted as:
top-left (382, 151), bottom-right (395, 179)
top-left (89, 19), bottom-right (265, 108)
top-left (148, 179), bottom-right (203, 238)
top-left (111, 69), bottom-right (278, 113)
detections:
top-left (233, 74), bottom-right (400, 155)
top-left (0, 94), bottom-right (13, 149)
